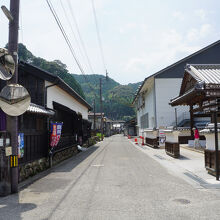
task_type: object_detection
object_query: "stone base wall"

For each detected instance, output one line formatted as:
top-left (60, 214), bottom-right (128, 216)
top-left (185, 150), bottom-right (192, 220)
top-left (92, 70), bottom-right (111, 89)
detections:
top-left (52, 145), bottom-right (78, 166)
top-left (19, 145), bottom-right (78, 182)
top-left (19, 158), bottom-right (49, 182)
top-left (82, 136), bottom-right (100, 148)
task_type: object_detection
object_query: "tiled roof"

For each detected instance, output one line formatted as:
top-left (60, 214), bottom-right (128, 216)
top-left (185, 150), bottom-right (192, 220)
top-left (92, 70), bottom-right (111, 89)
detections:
top-left (19, 61), bottom-right (92, 110)
top-left (187, 64), bottom-right (220, 84)
top-left (27, 103), bottom-right (55, 116)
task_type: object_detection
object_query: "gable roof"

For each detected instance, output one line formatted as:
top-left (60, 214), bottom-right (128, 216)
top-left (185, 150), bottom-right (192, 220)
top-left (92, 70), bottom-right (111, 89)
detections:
top-left (170, 64), bottom-right (220, 106)
top-left (186, 64), bottom-right (220, 84)
top-left (19, 61), bottom-right (92, 110)
top-left (133, 40), bottom-right (220, 104)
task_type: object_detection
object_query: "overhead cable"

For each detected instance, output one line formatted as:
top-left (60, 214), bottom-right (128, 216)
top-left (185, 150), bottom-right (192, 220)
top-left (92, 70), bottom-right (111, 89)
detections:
top-left (91, 0), bottom-right (107, 73)
top-left (59, 0), bottom-right (90, 73)
top-left (67, 0), bottom-right (96, 75)
top-left (46, 0), bottom-right (97, 97)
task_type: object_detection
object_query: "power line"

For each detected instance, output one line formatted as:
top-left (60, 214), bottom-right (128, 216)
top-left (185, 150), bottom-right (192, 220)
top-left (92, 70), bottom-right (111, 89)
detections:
top-left (66, 0), bottom-right (96, 75)
top-left (46, 0), bottom-right (97, 97)
top-left (46, 0), bottom-right (84, 74)
top-left (59, 0), bottom-right (90, 73)
top-left (91, 0), bottom-right (107, 73)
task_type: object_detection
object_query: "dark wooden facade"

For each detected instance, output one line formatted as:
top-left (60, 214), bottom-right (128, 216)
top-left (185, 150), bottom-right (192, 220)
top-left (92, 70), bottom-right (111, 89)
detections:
top-left (145, 137), bottom-right (158, 148)
top-left (165, 142), bottom-right (180, 158)
top-left (205, 149), bottom-right (220, 175)
top-left (0, 62), bottom-right (91, 165)
top-left (17, 66), bottom-right (49, 164)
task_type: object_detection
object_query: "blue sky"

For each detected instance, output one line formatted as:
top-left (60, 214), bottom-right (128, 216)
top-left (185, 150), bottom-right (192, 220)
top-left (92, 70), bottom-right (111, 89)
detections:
top-left (0, 0), bottom-right (220, 84)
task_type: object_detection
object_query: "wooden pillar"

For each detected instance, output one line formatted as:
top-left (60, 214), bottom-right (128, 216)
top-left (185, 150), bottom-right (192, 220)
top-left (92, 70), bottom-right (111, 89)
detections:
top-left (190, 105), bottom-right (194, 137)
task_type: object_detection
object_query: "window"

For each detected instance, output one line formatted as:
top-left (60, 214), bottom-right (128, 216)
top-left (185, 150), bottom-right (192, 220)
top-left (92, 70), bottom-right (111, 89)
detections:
top-left (140, 113), bottom-right (149, 129)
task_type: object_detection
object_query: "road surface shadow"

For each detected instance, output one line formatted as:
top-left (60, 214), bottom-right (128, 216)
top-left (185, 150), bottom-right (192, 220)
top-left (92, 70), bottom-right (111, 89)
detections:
top-left (52, 145), bottom-right (99, 173)
top-left (179, 155), bottom-right (190, 160)
top-left (0, 193), bottom-right (36, 220)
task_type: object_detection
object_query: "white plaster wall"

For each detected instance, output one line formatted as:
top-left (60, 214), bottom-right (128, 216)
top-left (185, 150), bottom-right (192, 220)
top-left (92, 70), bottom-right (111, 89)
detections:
top-left (203, 133), bottom-right (220, 150)
top-left (46, 81), bottom-right (89, 119)
top-left (155, 78), bottom-right (189, 127)
top-left (136, 84), bottom-right (156, 136)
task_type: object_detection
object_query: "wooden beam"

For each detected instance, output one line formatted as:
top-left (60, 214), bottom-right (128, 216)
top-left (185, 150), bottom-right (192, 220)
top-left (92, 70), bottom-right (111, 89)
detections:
top-left (190, 105), bottom-right (194, 137)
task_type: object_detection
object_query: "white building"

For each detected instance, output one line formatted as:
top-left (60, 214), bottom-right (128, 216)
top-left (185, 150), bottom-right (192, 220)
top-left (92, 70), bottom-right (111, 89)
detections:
top-left (133, 40), bottom-right (220, 136)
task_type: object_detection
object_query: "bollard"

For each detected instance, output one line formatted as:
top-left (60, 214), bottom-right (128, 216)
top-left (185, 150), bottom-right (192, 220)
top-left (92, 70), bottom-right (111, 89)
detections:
top-left (135, 138), bottom-right (138, 144)
top-left (142, 136), bottom-right (144, 146)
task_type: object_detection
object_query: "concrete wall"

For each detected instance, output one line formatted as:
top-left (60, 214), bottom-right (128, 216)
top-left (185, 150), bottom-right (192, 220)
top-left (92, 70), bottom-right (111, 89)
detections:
top-left (155, 78), bottom-right (189, 127)
top-left (46, 81), bottom-right (89, 119)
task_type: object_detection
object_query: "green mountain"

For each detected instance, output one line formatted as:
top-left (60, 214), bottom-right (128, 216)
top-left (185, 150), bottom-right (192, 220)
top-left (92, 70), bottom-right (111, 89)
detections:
top-left (15, 43), bottom-right (85, 98)
top-left (15, 43), bottom-right (142, 120)
top-left (73, 74), bottom-right (142, 120)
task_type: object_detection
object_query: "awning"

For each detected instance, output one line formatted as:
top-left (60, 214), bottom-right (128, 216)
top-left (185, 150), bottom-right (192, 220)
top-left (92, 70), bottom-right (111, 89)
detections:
top-left (170, 88), bottom-right (204, 106)
top-left (26, 103), bottom-right (55, 116)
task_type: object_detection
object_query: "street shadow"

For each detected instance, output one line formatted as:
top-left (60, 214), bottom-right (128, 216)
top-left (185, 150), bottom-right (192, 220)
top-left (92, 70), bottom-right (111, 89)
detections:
top-left (179, 155), bottom-right (190, 160)
top-left (52, 145), bottom-right (99, 173)
top-left (0, 193), bottom-right (36, 220)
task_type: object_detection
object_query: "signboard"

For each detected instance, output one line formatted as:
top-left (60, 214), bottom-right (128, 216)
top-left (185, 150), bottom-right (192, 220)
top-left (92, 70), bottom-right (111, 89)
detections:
top-left (159, 129), bottom-right (166, 147)
top-left (50, 122), bottom-right (63, 147)
top-left (206, 90), bottom-right (220, 97)
top-left (205, 84), bottom-right (220, 90)
top-left (202, 99), bottom-right (220, 113)
top-left (5, 146), bottom-right (12, 156)
top-left (18, 133), bottom-right (24, 158)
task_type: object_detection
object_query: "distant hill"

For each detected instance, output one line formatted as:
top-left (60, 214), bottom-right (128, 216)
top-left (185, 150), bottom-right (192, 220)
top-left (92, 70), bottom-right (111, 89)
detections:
top-left (73, 74), bottom-right (142, 120)
top-left (72, 74), bottom-right (119, 96)
top-left (15, 43), bottom-right (85, 98)
top-left (15, 43), bottom-right (142, 120)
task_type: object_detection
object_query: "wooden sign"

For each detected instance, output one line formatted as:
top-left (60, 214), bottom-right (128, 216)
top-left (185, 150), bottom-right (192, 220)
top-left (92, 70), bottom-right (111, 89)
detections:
top-left (206, 90), bottom-right (220, 97)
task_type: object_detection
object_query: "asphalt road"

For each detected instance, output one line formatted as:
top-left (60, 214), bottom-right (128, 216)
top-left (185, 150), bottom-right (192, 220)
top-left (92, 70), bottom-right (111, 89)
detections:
top-left (1, 134), bottom-right (220, 220)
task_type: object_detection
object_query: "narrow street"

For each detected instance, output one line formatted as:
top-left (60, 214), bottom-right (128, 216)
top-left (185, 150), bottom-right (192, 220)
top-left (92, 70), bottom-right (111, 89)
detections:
top-left (1, 135), bottom-right (220, 220)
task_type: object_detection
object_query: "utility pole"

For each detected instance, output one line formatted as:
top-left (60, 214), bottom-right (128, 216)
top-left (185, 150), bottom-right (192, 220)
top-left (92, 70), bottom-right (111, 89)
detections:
top-left (99, 78), bottom-right (103, 140)
top-left (214, 112), bottom-right (219, 180)
top-left (8, 0), bottom-right (20, 193)
top-left (175, 108), bottom-right (177, 127)
top-left (93, 99), bottom-right (96, 131)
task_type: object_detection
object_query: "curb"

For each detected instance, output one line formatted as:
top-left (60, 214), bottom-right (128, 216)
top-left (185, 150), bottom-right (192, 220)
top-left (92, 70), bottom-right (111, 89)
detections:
top-left (180, 145), bottom-right (204, 154)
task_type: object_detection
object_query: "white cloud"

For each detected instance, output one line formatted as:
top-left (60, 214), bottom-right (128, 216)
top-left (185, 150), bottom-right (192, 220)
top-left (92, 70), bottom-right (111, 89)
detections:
top-left (172, 11), bottom-right (185, 21)
top-left (122, 28), bottom-right (201, 83)
top-left (200, 24), bottom-right (212, 36)
top-left (119, 23), bottom-right (137, 33)
top-left (187, 24), bottom-right (212, 41)
top-left (195, 9), bottom-right (207, 20)
top-left (119, 23), bottom-right (148, 34)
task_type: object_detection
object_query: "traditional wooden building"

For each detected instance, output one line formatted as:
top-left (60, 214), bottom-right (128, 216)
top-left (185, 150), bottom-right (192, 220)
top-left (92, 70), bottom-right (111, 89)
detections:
top-left (124, 117), bottom-right (137, 136)
top-left (133, 40), bottom-right (220, 136)
top-left (0, 61), bottom-right (92, 165)
top-left (170, 64), bottom-right (220, 176)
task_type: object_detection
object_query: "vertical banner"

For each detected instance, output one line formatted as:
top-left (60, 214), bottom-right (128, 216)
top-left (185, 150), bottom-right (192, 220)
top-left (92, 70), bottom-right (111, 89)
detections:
top-left (50, 122), bottom-right (63, 147)
top-left (18, 133), bottom-right (24, 158)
